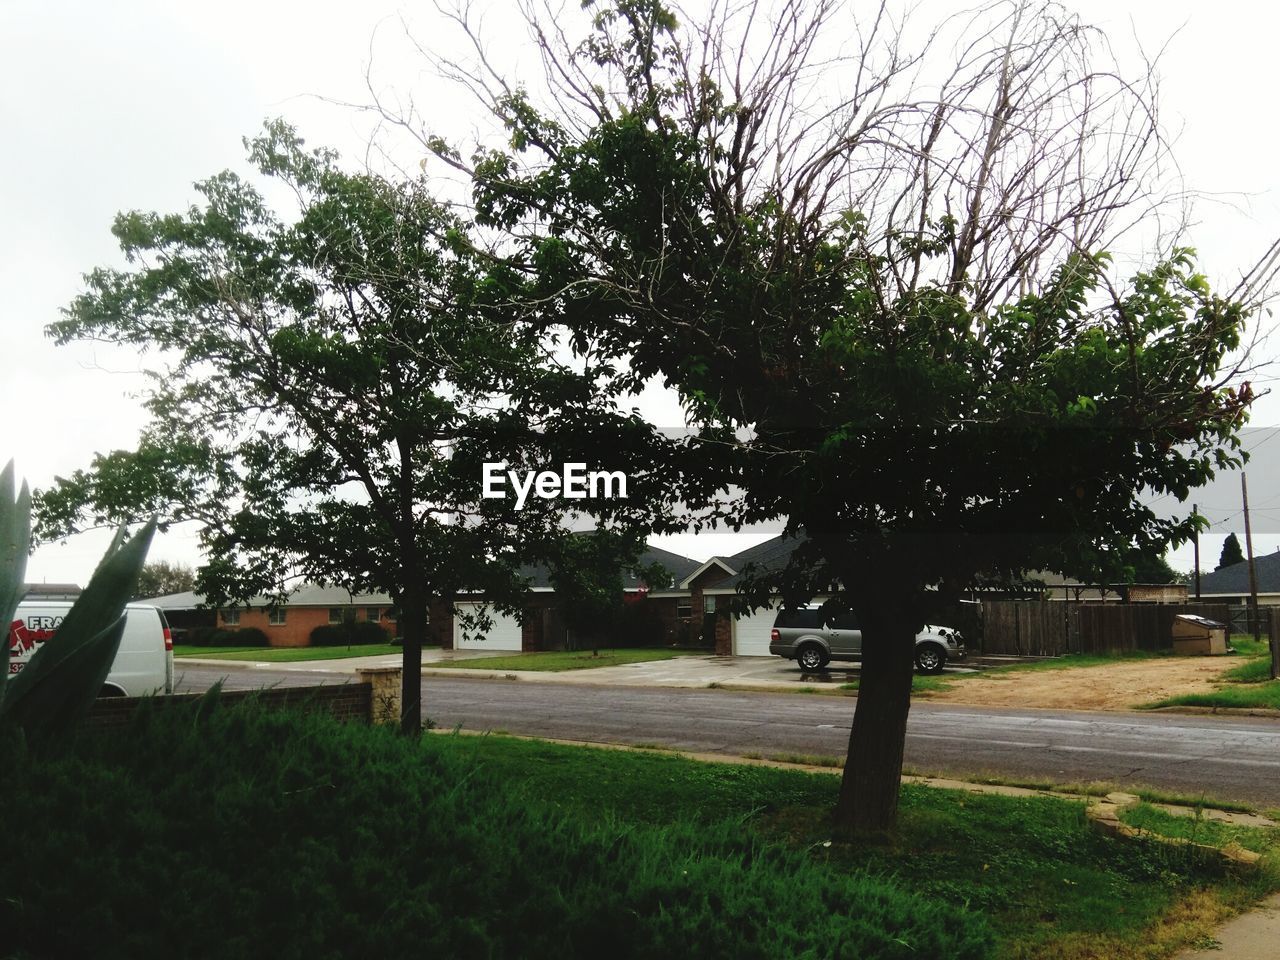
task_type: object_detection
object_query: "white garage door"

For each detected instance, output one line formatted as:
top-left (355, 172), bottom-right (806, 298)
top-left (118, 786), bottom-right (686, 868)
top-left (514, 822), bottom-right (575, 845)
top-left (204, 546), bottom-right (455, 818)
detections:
top-left (732, 602), bottom-right (780, 656)
top-left (453, 602), bottom-right (523, 651)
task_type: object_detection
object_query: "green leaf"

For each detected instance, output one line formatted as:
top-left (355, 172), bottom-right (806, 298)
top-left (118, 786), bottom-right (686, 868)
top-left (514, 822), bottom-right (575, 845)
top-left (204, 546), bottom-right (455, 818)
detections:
top-left (1, 517), bottom-right (156, 736)
top-left (0, 460), bottom-right (33, 713)
top-left (0, 614), bottom-right (128, 739)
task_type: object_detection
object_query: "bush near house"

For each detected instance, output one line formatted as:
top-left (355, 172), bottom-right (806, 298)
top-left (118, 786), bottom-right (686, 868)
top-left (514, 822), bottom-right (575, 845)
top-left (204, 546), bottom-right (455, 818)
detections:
top-left (183, 626), bottom-right (270, 647)
top-left (309, 620), bottom-right (390, 647)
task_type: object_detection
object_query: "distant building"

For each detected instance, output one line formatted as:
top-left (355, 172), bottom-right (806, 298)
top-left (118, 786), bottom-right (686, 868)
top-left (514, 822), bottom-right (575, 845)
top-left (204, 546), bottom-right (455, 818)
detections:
top-left (1195, 550), bottom-right (1280, 606)
top-left (20, 583), bottom-right (82, 601)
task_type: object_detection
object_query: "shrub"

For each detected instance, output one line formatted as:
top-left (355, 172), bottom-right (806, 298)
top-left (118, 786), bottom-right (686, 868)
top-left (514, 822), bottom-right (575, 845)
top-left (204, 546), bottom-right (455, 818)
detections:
top-left (227, 626), bottom-right (269, 647)
top-left (0, 703), bottom-right (994, 960)
top-left (310, 620), bottom-right (389, 647)
top-left (185, 626), bottom-right (269, 647)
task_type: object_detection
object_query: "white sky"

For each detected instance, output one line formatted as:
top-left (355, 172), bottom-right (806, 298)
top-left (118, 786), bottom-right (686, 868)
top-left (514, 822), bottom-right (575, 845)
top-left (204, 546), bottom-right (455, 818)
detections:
top-left (3, 0), bottom-right (1279, 584)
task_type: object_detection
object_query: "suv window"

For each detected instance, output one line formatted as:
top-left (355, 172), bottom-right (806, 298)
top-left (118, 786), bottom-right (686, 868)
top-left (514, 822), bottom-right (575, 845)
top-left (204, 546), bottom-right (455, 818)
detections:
top-left (827, 612), bottom-right (859, 630)
top-left (773, 608), bottom-right (823, 629)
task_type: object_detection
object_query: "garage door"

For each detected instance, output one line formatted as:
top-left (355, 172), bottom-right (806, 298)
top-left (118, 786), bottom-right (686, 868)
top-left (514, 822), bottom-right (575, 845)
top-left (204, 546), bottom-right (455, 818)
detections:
top-left (732, 602), bottom-right (780, 656)
top-left (453, 602), bottom-right (523, 651)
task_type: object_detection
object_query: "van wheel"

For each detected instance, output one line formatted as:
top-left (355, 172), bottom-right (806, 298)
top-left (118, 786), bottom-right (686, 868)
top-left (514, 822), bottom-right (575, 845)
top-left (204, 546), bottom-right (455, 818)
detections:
top-left (98, 684), bottom-right (126, 698)
top-left (914, 644), bottom-right (946, 675)
top-left (797, 645), bottom-right (829, 671)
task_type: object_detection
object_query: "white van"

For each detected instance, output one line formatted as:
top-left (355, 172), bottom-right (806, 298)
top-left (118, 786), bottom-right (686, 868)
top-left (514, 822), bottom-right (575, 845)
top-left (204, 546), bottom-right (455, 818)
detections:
top-left (8, 601), bottom-right (175, 697)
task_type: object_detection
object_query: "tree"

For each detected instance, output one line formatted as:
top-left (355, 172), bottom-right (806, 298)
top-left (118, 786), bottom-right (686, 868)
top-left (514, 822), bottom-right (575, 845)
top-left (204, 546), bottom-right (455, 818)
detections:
top-left (36, 122), bottom-right (683, 734)
top-left (133, 560), bottom-right (196, 600)
top-left (1122, 547), bottom-right (1180, 586)
top-left (402, 0), bottom-right (1261, 828)
top-left (1217, 532), bottom-right (1246, 570)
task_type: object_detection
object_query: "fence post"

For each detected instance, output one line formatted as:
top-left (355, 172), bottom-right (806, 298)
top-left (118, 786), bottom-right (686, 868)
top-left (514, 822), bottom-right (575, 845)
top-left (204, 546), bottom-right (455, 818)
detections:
top-left (356, 666), bottom-right (403, 725)
top-left (1270, 608), bottom-right (1280, 682)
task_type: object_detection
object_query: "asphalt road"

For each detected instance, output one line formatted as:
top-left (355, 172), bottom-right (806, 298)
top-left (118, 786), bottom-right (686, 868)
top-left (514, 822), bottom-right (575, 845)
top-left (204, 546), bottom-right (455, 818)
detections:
top-left (174, 665), bottom-right (1280, 807)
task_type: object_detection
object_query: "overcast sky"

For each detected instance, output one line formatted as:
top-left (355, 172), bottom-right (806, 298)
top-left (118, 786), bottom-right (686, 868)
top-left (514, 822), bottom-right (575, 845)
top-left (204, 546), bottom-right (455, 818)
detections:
top-left (3, 0), bottom-right (1279, 585)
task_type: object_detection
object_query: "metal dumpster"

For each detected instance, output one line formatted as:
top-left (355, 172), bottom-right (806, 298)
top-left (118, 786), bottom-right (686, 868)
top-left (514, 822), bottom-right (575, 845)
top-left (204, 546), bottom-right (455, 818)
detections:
top-left (1171, 614), bottom-right (1229, 655)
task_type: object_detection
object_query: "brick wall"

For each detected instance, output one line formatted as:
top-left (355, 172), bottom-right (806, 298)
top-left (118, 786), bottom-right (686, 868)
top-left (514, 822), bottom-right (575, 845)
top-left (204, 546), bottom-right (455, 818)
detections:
top-left (218, 606), bottom-right (394, 648)
top-left (85, 681), bottom-right (373, 729)
top-left (713, 596), bottom-right (733, 655)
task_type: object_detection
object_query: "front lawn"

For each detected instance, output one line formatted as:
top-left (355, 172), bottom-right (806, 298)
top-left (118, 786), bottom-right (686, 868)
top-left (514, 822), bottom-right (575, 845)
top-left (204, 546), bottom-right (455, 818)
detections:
top-left (431, 647), bottom-right (704, 671)
top-left (1144, 636), bottom-right (1280, 710)
top-left (3, 701), bottom-right (1274, 960)
top-left (174, 642), bottom-right (408, 661)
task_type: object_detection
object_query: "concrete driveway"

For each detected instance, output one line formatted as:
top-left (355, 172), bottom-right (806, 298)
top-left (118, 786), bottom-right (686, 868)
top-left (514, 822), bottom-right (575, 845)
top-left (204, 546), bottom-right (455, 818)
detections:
top-left (176, 648), bottom-right (974, 690)
top-left (420, 653), bottom-right (974, 690)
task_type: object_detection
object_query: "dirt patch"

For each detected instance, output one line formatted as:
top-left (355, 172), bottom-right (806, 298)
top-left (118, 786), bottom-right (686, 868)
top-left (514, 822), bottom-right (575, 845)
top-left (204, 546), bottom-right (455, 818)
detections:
top-left (923, 656), bottom-right (1242, 711)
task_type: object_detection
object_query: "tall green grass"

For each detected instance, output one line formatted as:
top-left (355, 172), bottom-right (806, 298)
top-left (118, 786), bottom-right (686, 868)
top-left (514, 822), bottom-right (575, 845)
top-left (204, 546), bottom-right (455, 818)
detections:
top-left (0, 698), bottom-right (992, 960)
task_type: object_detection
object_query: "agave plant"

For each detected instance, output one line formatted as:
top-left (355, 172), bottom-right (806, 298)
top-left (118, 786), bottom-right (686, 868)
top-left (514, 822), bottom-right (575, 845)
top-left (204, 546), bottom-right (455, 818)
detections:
top-left (1, 461), bottom-right (156, 738)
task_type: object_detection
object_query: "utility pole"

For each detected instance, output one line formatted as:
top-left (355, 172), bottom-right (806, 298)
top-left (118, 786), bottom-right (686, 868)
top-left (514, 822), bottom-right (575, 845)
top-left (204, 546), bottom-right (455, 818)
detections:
top-left (1192, 502), bottom-right (1201, 601)
top-left (1241, 473), bottom-right (1262, 646)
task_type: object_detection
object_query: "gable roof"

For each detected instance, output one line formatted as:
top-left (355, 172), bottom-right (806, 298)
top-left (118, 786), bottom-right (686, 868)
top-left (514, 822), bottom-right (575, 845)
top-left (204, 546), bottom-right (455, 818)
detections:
top-left (518, 543), bottom-right (702, 590)
top-left (140, 585), bottom-right (393, 610)
top-left (1197, 550), bottom-right (1280, 596)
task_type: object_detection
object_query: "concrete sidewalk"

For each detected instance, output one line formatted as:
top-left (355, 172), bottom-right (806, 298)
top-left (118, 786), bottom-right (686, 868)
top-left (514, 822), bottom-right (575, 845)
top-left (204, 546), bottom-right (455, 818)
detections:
top-left (175, 649), bottom-right (975, 690)
top-left (174, 648), bottom-right (511, 674)
top-left (418, 654), bottom-right (874, 689)
top-left (1174, 894), bottom-right (1280, 960)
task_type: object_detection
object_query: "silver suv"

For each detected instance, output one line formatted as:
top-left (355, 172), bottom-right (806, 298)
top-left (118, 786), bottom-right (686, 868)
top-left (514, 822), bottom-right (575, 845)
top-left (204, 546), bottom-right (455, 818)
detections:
top-left (768, 607), bottom-right (965, 674)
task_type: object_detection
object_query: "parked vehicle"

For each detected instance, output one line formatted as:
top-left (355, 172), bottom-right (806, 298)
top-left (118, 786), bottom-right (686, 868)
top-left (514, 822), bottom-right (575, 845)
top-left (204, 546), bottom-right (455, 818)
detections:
top-left (769, 606), bottom-right (965, 674)
top-left (9, 601), bottom-right (174, 697)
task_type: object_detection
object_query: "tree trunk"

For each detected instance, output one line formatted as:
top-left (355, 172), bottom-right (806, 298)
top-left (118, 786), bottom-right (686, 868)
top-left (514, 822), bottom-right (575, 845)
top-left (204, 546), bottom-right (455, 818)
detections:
top-left (833, 616), bottom-right (917, 834)
top-left (398, 582), bottom-right (427, 735)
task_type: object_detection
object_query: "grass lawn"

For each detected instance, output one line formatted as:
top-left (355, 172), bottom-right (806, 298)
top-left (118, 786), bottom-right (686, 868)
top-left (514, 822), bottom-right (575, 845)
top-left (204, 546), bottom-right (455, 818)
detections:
top-left (174, 642), bottom-right (409, 661)
top-left (430, 647), bottom-right (705, 671)
top-left (445, 735), bottom-right (1280, 960)
top-left (1144, 635), bottom-right (1280, 711)
top-left (1120, 803), bottom-right (1280, 858)
top-left (2, 703), bottom-right (1276, 959)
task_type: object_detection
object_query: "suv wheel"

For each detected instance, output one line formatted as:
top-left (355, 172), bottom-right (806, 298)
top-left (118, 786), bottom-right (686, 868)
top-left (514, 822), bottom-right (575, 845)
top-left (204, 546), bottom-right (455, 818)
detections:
top-left (914, 644), bottom-right (946, 675)
top-left (797, 645), bottom-right (829, 671)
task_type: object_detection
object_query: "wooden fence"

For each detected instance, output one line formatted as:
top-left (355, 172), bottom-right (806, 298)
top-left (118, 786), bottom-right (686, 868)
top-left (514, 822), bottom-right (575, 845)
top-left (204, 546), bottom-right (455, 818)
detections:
top-left (979, 601), bottom-right (1233, 656)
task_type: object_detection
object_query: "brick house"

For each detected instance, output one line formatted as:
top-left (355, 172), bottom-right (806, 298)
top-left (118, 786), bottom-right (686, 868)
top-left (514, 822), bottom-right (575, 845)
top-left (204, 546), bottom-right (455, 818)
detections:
top-left (145, 586), bottom-right (443, 648)
top-left (143, 537), bottom-right (817, 655)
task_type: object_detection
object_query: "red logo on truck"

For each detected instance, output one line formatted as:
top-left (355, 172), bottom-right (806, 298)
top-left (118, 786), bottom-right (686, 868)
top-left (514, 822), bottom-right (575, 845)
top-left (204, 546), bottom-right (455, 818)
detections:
top-left (8, 617), bottom-right (61, 672)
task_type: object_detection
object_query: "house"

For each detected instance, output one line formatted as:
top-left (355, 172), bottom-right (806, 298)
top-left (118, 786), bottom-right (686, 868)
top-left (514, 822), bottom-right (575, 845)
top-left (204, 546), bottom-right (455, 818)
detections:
top-left (142, 544), bottom-right (708, 651)
top-left (1194, 550), bottom-right (1280, 605)
top-left (146, 586), bottom-right (418, 647)
top-left (446, 544), bottom-right (705, 653)
top-left (689, 536), bottom-right (806, 656)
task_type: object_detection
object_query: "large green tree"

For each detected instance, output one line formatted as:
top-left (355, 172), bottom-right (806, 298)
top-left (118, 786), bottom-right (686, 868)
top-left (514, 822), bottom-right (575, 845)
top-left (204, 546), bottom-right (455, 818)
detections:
top-left (37, 122), bottom-right (685, 733)
top-left (409, 0), bottom-right (1258, 828)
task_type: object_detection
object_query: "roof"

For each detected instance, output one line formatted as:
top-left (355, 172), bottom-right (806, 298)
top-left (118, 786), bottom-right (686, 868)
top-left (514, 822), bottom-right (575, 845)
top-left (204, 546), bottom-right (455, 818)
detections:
top-left (1196, 550), bottom-right (1280, 596)
top-left (684, 535), bottom-right (805, 590)
top-left (518, 543), bottom-right (702, 590)
top-left (716, 535), bottom-right (804, 588)
top-left (21, 583), bottom-right (82, 601)
top-left (142, 543), bottom-right (703, 608)
top-left (140, 585), bottom-right (394, 610)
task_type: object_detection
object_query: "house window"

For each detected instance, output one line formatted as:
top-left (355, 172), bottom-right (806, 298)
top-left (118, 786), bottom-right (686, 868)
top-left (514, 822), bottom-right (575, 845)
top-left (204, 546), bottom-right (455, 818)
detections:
top-left (676, 598), bottom-right (692, 620)
top-left (703, 596), bottom-right (717, 615)
top-left (328, 608), bottom-right (344, 624)
top-left (221, 609), bottom-right (240, 626)
top-left (268, 608), bottom-right (286, 626)
top-left (367, 607), bottom-right (381, 622)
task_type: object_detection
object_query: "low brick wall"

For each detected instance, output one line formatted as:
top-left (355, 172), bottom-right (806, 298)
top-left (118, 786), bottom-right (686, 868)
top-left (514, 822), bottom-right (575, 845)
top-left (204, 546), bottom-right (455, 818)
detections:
top-left (85, 681), bottom-right (374, 729)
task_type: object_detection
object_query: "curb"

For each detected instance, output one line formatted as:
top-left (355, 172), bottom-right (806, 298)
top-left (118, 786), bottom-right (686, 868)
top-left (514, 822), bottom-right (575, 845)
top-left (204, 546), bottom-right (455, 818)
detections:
top-left (1143, 706), bottom-right (1280, 719)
